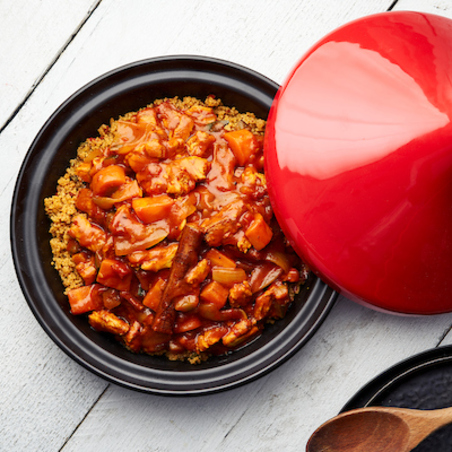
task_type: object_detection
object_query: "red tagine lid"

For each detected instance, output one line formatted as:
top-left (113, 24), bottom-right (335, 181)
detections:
top-left (265, 11), bottom-right (452, 314)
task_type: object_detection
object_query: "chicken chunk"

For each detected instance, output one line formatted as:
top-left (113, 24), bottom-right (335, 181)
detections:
top-left (201, 200), bottom-right (246, 247)
top-left (88, 310), bottom-right (130, 335)
top-left (122, 320), bottom-right (142, 352)
top-left (136, 162), bottom-right (168, 195)
top-left (165, 157), bottom-right (210, 196)
top-left (69, 215), bottom-right (107, 253)
top-left (185, 259), bottom-right (210, 286)
top-left (240, 166), bottom-right (267, 200)
top-left (186, 105), bottom-right (217, 125)
top-left (186, 131), bottom-right (216, 157)
top-left (222, 319), bottom-right (258, 348)
top-left (207, 142), bottom-right (236, 191)
top-left (196, 326), bottom-right (228, 352)
top-left (165, 167), bottom-right (195, 196)
top-left (178, 156), bottom-right (210, 181)
top-left (254, 281), bottom-right (289, 321)
top-left (157, 102), bottom-right (194, 141)
top-left (128, 243), bottom-right (179, 272)
top-left (228, 281), bottom-right (253, 308)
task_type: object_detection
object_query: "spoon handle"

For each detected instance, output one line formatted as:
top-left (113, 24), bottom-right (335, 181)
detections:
top-left (385, 406), bottom-right (452, 450)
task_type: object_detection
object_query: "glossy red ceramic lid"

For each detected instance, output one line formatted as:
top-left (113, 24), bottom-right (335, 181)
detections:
top-left (265, 11), bottom-right (452, 314)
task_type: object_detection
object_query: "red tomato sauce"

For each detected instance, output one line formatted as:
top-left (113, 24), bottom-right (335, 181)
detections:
top-left (58, 98), bottom-right (307, 362)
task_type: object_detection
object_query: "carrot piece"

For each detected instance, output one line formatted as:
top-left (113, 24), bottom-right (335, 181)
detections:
top-left (75, 188), bottom-right (105, 221)
top-left (67, 284), bottom-right (103, 315)
top-left (132, 195), bottom-right (174, 224)
top-left (72, 253), bottom-right (86, 265)
top-left (200, 281), bottom-right (229, 309)
top-left (224, 129), bottom-right (259, 166)
top-left (91, 165), bottom-right (126, 196)
top-left (96, 258), bottom-right (132, 292)
top-left (245, 213), bottom-right (273, 251)
top-left (205, 249), bottom-right (236, 269)
top-left (143, 278), bottom-right (166, 311)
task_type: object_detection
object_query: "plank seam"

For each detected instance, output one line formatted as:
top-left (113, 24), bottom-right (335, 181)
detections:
top-left (217, 381), bottom-right (269, 448)
top-left (222, 408), bottom-right (249, 442)
top-left (436, 324), bottom-right (452, 347)
top-left (387, 0), bottom-right (399, 10)
top-left (58, 384), bottom-right (110, 451)
top-left (0, 0), bottom-right (104, 135)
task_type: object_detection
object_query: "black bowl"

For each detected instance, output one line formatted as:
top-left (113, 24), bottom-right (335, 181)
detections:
top-left (11, 55), bottom-right (337, 395)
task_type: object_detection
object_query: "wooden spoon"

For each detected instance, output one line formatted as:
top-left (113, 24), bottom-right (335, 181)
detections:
top-left (306, 406), bottom-right (452, 452)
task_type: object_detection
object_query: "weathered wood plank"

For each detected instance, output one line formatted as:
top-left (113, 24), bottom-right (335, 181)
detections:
top-left (3, 0), bottom-right (451, 451)
top-left (0, 2), bottom-right (109, 451)
top-left (60, 298), bottom-right (452, 452)
top-left (0, 0), bottom-right (100, 130)
top-left (393, 0), bottom-right (452, 16)
top-left (0, 253), bottom-right (109, 451)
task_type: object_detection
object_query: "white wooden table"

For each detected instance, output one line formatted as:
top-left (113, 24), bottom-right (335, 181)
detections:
top-left (3, 1), bottom-right (452, 450)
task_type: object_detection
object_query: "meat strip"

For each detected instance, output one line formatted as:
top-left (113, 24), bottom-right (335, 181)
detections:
top-left (152, 223), bottom-right (203, 334)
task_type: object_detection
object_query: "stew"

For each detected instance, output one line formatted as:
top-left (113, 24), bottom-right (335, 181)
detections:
top-left (45, 96), bottom-right (308, 363)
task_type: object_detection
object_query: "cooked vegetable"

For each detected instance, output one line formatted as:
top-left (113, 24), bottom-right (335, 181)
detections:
top-left (224, 129), bottom-right (259, 166)
top-left (132, 195), bottom-right (174, 224)
top-left (91, 165), bottom-right (126, 196)
top-left (45, 96), bottom-right (308, 364)
top-left (245, 213), bottom-right (273, 251)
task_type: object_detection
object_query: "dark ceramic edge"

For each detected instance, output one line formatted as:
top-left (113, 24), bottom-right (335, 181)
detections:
top-left (11, 55), bottom-right (338, 395)
top-left (341, 345), bottom-right (452, 411)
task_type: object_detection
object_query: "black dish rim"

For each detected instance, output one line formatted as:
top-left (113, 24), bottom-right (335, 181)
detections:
top-left (11, 55), bottom-right (337, 396)
top-left (341, 344), bottom-right (452, 411)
